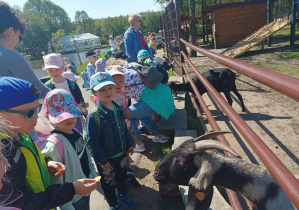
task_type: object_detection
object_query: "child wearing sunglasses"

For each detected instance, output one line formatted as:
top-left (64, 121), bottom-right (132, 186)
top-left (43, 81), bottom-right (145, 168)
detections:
top-left (43, 53), bottom-right (88, 134)
top-left (42, 89), bottom-right (98, 210)
top-left (0, 76), bottom-right (98, 209)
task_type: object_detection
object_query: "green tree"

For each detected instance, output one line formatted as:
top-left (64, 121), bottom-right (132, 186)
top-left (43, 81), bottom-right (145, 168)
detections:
top-left (141, 11), bottom-right (163, 34)
top-left (75, 10), bottom-right (95, 34)
top-left (15, 0), bottom-right (72, 56)
top-left (52, 29), bottom-right (65, 52)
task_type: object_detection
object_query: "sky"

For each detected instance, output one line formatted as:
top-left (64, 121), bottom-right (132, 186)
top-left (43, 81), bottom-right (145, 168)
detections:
top-left (11, 0), bottom-right (164, 20)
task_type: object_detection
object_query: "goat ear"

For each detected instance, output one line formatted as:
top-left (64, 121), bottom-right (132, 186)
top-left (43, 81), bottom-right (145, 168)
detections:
top-left (193, 131), bottom-right (232, 142)
top-left (194, 140), bottom-right (238, 156)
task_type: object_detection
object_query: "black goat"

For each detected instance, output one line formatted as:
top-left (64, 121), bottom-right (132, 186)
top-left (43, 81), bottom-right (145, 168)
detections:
top-left (154, 131), bottom-right (295, 210)
top-left (167, 68), bottom-right (246, 112)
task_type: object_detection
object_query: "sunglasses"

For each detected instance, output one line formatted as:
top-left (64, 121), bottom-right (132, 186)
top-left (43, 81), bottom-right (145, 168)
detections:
top-left (136, 20), bottom-right (142, 23)
top-left (2, 103), bottom-right (42, 120)
top-left (14, 30), bottom-right (23, 41)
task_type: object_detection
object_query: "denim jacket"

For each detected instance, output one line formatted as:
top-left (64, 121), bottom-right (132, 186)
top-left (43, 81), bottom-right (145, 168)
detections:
top-left (86, 101), bottom-right (133, 165)
top-left (124, 26), bottom-right (152, 63)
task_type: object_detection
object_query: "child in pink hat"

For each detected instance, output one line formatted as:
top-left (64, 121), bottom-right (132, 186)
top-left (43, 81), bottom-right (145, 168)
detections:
top-left (43, 53), bottom-right (88, 133)
top-left (42, 89), bottom-right (98, 210)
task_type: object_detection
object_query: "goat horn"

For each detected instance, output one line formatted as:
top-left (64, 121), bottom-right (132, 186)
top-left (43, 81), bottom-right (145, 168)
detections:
top-left (195, 140), bottom-right (238, 156)
top-left (193, 131), bottom-right (233, 142)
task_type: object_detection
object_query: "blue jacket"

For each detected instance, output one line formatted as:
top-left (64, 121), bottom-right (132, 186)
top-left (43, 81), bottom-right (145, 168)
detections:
top-left (86, 101), bottom-right (133, 165)
top-left (124, 26), bottom-right (152, 63)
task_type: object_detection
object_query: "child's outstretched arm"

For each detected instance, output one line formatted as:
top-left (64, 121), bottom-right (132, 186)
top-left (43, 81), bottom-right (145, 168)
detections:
top-left (1, 148), bottom-right (74, 209)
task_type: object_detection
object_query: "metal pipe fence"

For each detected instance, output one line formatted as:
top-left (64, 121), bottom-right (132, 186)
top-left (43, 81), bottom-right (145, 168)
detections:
top-left (180, 44), bottom-right (299, 208)
top-left (163, 0), bottom-right (299, 209)
top-left (180, 39), bottom-right (299, 102)
top-left (163, 0), bottom-right (246, 208)
top-left (163, 0), bottom-right (299, 208)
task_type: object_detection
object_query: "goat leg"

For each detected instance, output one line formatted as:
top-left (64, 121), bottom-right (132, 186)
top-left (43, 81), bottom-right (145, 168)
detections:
top-left (232, 83), bottom-right (246, 112)
top-left (189, 161), bottom-right (213, 190)
top-left (186, 184), bottom-right (213, 210)
top-left (223, 91), bottom-right (233, 107)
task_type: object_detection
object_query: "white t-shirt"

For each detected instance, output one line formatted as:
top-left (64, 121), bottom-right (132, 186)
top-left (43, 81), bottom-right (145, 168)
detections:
top-left (53, 80), bottom-right (70, 92)
top-left (110, 39), bottom-right (118, 51)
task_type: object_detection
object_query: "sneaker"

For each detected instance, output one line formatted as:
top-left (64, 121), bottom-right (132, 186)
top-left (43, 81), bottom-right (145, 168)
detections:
top-left (109, 205), bottom-right (122, 210)
top-left (127, 171), bottom-right (141, 188)
top-left (117, 194), bottom-right (135, 209)
top-left (138, 124), bottom-right (145, 131)
top-left (152, 135), bottom-right (168, 143)
top-left (134, 143), bottom-right (146, 153)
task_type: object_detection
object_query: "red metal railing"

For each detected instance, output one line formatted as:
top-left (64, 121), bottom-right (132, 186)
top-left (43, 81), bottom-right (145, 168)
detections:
top-left (182, 66), bottom-right (244, 209)
top-left (180, 39), bottom-right (299, 102)
top-left (179, 40), bottom-right (299, 208)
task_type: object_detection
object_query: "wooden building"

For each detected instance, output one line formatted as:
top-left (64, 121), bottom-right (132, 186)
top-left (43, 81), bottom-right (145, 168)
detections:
top-left (202, 0), bottom-right (276, 48)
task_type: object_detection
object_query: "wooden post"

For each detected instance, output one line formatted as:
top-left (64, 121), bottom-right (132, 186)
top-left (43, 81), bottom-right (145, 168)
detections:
top-left (267, 0), bottom-right (272, 46)
top-left (73, 38), bottom-right (82, 65)
top-left (291, 0), bottom-right (297, 46)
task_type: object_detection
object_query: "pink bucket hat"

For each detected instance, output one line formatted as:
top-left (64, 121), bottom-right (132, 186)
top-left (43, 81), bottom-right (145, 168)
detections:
top-left (43, 53), bottom-right (63, 70)
top-left (105, 65), bottom-right (124, 76)
top-left (62, 69), bottom-right (81, 81)
top-left (44, 89), bottom-right (80, 124)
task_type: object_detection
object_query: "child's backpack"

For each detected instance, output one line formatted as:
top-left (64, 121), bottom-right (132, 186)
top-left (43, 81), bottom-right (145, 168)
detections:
top-left (35, 134), bottom-right (65, 163)
top-left (138, 59), bottom-right (168, 85)
top-left (83, 107), bottom-right (101, 154)
top-left (69, 60), bottom-right (78, 75)
top-left (81, 67), bottom-right (93, 88)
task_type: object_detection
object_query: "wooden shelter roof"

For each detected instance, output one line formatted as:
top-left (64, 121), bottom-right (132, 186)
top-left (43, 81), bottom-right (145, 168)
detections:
top-left (202, 0), bottom-right (277, 13)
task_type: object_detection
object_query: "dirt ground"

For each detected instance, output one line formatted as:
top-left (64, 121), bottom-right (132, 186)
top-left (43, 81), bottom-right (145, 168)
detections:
top-left (128, 133), bottom-right (185, 210)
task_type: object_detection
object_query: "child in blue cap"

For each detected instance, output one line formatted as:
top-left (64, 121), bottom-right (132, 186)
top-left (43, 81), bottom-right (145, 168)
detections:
top-left (0, 76), bottom-right (97, 209)
top-left (86, 72), bottom-right (135, 210)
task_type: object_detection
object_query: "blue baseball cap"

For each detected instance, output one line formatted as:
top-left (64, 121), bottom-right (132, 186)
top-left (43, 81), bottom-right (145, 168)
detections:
top-left (90, 72), bottom-right (115, 91)
top-left (85, 49), bottom-right (97, 58)
top-left (137, 49), bottom-right (150, 58)
top-left (0, 77), bottom-right (40, 110)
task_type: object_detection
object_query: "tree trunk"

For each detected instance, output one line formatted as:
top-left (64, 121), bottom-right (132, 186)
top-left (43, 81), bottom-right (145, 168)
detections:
top-left (189, 0), bottom-right (197, 57)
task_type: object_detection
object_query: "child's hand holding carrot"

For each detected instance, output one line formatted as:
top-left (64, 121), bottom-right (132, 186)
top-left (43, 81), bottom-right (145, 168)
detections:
top-left (47, 161), bottom-right (66, 177)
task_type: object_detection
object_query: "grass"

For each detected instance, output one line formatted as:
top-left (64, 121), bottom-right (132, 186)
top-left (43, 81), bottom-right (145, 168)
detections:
top-left (273, 25), bottom-right (299, 44)
top-left (280, 51), bottom-right (299, 59)
top-left (290, 121), bottom-right (299, 135)
top-left (168, 69), bottom-right (176, 77)
top-left (250, 61), bottom-right (299, 80)
top-left (185, 93), bottom-right (205, 136)
top-left (76, 61), bottom-right (89, 74)
top-left (154, 133), bottom-right (175, 167)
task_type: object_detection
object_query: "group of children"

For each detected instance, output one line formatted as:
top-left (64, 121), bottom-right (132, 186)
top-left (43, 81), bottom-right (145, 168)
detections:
top-left (0, 45), bottom-right (174, 209)
top-left (0, 77), bottom-right (98, 210)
